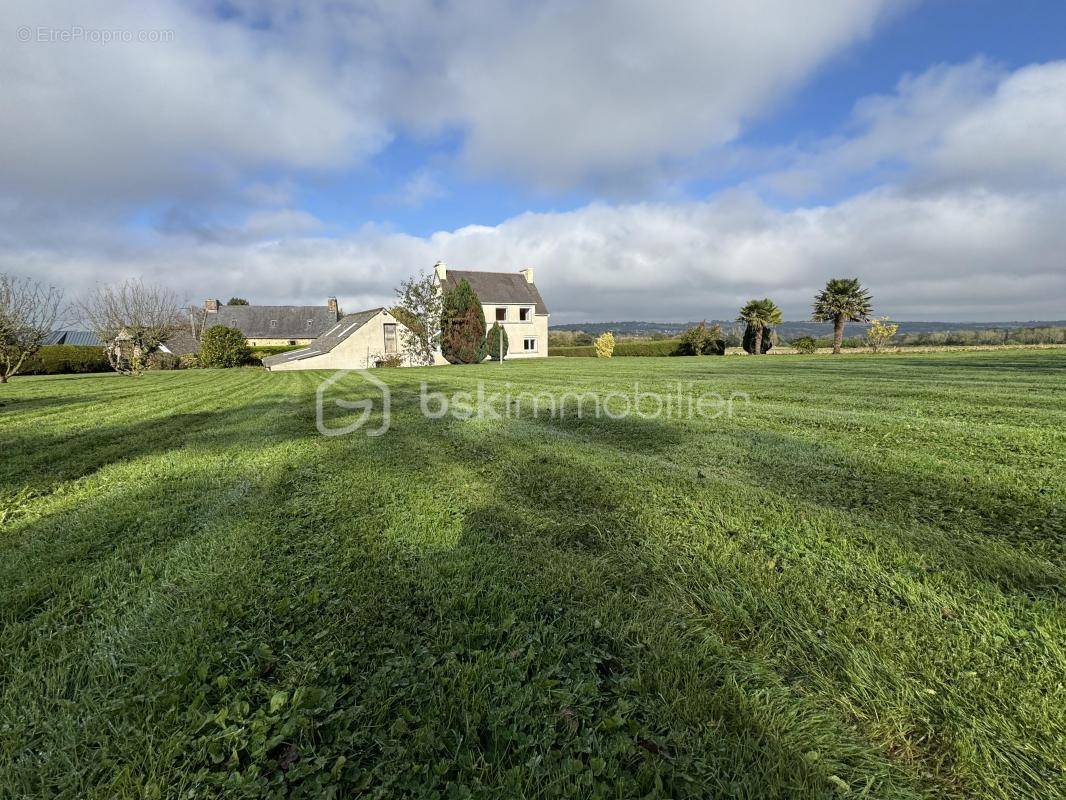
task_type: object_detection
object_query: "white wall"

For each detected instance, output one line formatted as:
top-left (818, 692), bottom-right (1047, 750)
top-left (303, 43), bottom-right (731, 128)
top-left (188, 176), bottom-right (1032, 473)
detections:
top-left (481, 303), bottom-right (548, 358)
top-left (267, 309), bottom-right (448, 371)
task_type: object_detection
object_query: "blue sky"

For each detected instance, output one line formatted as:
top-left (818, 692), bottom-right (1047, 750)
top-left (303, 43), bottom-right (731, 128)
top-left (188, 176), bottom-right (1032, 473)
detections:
top-left (290, 0), bottom-right (1066, 236)
top-left (3, 1), bottom-right (1065, 322)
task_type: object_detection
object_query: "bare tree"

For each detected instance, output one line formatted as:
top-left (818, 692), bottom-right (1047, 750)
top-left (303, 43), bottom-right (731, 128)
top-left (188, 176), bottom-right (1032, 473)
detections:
top-left (393, 270), bottom-right (443, 367)
top-left (0, 274), bottom-right (65, 383)
top-left (186, 304), bottom-right (209, 341)
top-left (76, 280), bottom-right (183, 375)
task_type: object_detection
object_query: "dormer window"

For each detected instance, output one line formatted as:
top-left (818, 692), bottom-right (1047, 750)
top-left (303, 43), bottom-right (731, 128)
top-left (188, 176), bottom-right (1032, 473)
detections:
top-left (495, 307), bottom-right (507, 321)
top-left (306, 319), bottom-right (314, 328)
top-left (269, 320), bottom-right (278, 329)
top-left (519, 307), bottom-right (532, 321)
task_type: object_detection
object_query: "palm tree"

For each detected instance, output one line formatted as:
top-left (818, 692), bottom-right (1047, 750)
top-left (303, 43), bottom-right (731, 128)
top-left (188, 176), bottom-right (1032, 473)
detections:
top-left (737, 298), bottom-right (783, 356)
top-left (812, 278), bottom-right (873, 354)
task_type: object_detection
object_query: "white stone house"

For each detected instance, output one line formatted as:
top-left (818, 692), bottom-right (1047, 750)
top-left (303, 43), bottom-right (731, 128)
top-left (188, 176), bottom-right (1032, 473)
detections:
top-left (261, 307), bottom-right (439, 371)
top-left (262, 264), bottom-right (549, 371)
top-left (435, 262), bottom-right (549, 358)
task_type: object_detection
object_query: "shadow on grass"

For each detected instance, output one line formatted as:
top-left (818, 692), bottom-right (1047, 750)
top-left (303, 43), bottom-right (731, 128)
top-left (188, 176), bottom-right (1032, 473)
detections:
top-left (2, 377), bottom-right (1061, 798)
top-left (722, 430), bottom-right (1063, 591)
top-left (0, 396), bottom-right (316, 496)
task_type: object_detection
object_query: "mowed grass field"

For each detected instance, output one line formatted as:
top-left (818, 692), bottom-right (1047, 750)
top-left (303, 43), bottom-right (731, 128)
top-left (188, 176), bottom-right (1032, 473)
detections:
top-left (1, 351), bottom-right (1063, 799)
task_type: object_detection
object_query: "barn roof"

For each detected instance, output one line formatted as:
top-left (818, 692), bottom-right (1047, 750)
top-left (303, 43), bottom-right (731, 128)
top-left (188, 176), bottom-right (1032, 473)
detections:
top-left (260, 308), bottom-right (384, 367)
top-left (209, 304), bottom-right (339, 339)
top-left (43, 330), bottom-right (101, 346)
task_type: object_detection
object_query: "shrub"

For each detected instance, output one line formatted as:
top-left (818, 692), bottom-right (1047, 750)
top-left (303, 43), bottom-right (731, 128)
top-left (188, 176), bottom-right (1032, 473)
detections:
top-left (865, 317), bottom-right (899, 352)
top-left (791, 336), bottom-right (817, 354)
top-left (550, 338), bottom-right (684, 357)
top-left (19, 345), bottom-right (110, 375)
top-left (148, 352), bottom-right (181, 370)
top-left (246, 345), bottom-right (301, 366)
top-left (486, 322), bottom-right (509, 361)
top-left (550, 345), bottom-right (597, 357)
top-left (441, 279), bottom-right (486, 364)
top-left (371, 353), bottom-right (404, 368)
top-left (199, 325), bottom-right (251, 368)
top-left (742, 323), bottom-right (774, 354)
top-left (678, 322), bottom-right (725, 355)
top-left (615, 339), bottom-right (680, 356)
top-left (178, 353), bottom-right (200, 369)
top-left (594, 332), bottom-right (615, 358)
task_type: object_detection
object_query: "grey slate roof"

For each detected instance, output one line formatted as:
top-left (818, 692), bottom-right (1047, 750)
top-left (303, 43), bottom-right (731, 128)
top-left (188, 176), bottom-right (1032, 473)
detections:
top-left (44, 330), bottom-right (101, 346)
top-left (442, 270), bottom-right (548, 315)
top-left (160, 329), bottom-right (200, 356)
top-left (208, 304), bottom-right (339, 339)
top-left (261, 308), bottom-right (384, 368)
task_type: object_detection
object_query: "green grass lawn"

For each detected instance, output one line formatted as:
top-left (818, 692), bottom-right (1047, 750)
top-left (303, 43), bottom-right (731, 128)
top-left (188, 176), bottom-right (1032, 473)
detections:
top-left (1, 350), bottom-right (1063, 799)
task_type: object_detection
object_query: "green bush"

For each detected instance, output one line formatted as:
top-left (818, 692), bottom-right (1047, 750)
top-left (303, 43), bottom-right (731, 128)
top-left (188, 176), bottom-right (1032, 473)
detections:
top-left (441, 279), bottom-right (486, 364)
top-left (486, 322), bottom-right (509, 361)
top-left (148, 352), bottom-right (181, 370)
top-left (199, 325), bottom-right (251, 368)
top-left (677, 322), bottom-right (726, 355)
top-left (246, 345), bottom-right (302, 366)
top-left (791, 336), bottom-right (817, 354)
top-left (742, 323), bottom-right (774, 354)
top-left (550, 345), bottom-right (597, 357)
top-left (550, 339), bottom-right (688, 357)
top-left (372, 353), bottom-right (405, 368)
top-left (19, 346), bottom-right (110, 375)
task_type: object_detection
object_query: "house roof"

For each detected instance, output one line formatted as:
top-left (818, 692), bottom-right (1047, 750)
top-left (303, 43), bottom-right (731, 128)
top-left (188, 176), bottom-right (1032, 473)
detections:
top-left (44, 330), bottom-right (101, 347)
top-left (261, 308), bottom-right (384, 367)
top-left (442, 270), bottom-right (548, 315)
top-left (160, 329), bottom-right (200, 356)
top-left (209, 304), bottom-right (339, 339)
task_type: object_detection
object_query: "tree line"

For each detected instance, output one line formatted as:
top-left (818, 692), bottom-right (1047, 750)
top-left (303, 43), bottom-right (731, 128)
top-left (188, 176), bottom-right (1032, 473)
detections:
top-left (651, 278), bottom-right (876, 357)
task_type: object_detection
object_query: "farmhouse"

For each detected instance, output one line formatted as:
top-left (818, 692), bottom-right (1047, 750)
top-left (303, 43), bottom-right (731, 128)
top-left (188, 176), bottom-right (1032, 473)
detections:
top-left (435, 262), bottom-right (549, 358)
top-left (201, 298), bottom-right (341, 347)
top-left (262, 265), bottom-right (549, 371)
top-left (262, 307), bottom-right (443, 371)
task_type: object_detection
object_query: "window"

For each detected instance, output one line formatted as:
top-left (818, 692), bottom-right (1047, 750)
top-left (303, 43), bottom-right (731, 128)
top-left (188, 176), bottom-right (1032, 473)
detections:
top-left (495, 307), bottom-right (507, 321)
top-left (519, 307), bottom-right (532, 322)
top-left (306, 319), bottom-right (314, 328)
top-left (269, 319), bottom-right (278, 328)
top-left (288, 340), bottom-right (296, 346)
top-left (383, 323), bottom-right (398, 354)
top-left (523, 337), bottom-right (537, 352)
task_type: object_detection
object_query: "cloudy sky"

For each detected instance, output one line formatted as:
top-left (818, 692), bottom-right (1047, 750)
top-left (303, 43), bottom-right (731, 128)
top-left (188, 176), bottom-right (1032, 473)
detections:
top-left (3, 1), bottom-right (1065, 323)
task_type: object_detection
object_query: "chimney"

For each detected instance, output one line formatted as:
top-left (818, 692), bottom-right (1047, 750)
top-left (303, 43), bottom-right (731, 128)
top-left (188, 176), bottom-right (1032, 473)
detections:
top-left (327, 297), bottom-right (339, 317)
top-left (519, 267), bottom-right (534, 284)
top-left (434, 260), bottom-right (447, 281)
top-left (204, 298), bottom-right (219, 313)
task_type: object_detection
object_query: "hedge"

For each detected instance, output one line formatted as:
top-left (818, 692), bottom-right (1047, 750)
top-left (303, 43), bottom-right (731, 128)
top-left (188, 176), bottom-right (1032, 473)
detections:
top-left (247, 345), bottom-right (303, 366)
top-left (550, 338), bottom-right (684, 357)
top-left (19, 346), bottom-right (111, 375)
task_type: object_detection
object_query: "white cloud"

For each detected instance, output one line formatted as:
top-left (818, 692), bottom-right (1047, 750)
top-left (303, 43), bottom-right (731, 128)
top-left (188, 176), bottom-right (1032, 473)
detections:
top-left (3, 5), bottom-right (1064, 323)
top-left (1, 0), bottom-right (900, 201)
top-left (9, 187), bottom-right (1066, 324)
top-left (1, 0), bottom-right (388, 204)
top-left (402, 0), bottom-right (900, 189)
top-left (381, 170), bottom-right (448, 208)
top-left (766, 59), bottom-right (1066, 196)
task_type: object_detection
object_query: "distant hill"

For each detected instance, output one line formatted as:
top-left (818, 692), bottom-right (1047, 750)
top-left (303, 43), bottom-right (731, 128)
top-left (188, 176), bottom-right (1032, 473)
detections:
top-left (551, 320), bottom-right (1066, 339)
